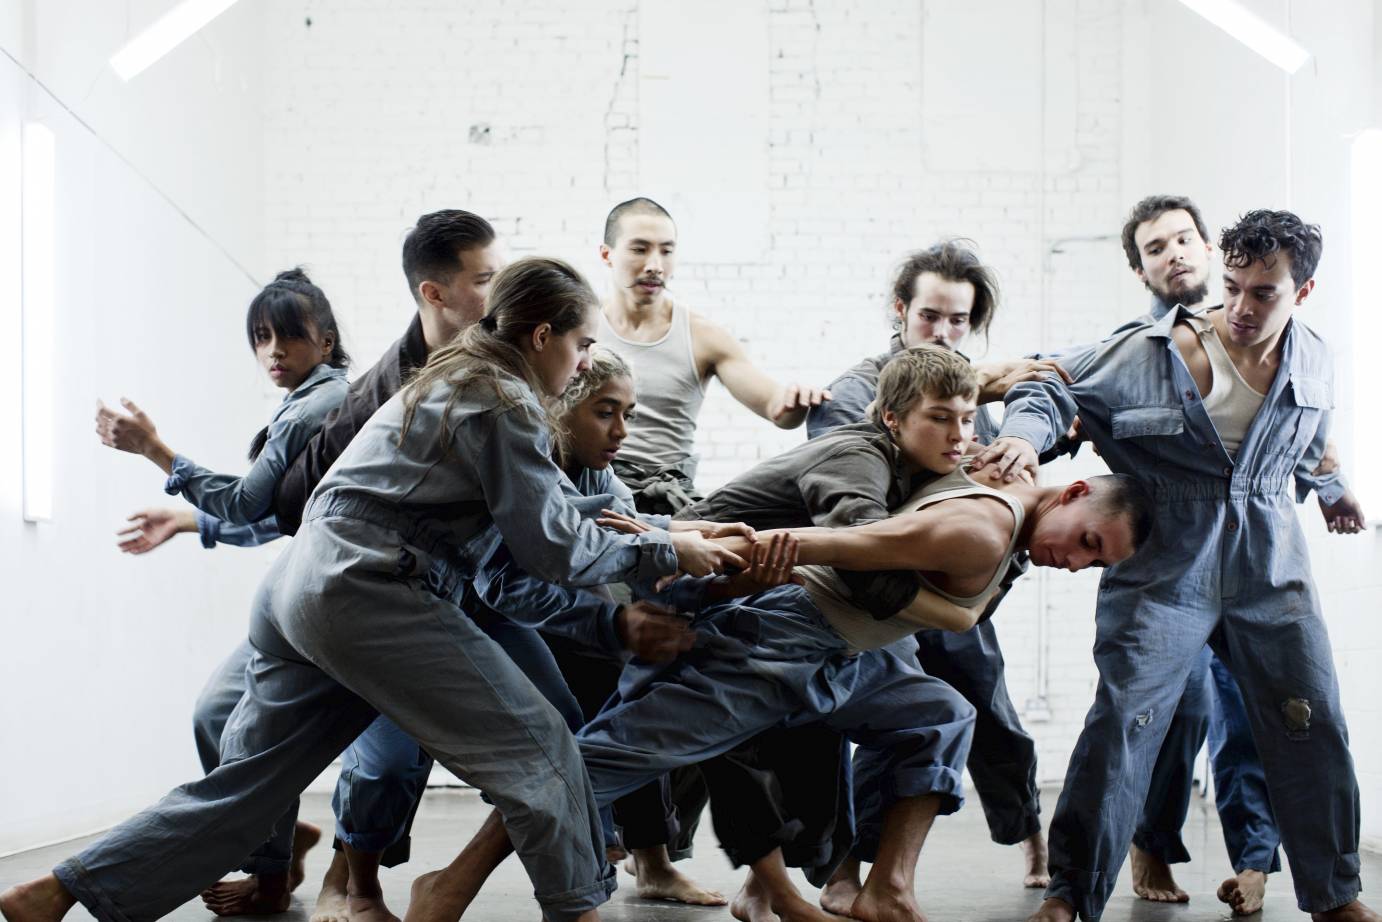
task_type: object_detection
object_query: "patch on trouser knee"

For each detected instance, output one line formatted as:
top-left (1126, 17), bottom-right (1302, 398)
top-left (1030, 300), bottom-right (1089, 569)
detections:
top-left (1280, 698), bottom-right (1312, 739)
top-left (1133, 708), bottom-right (1154, 729)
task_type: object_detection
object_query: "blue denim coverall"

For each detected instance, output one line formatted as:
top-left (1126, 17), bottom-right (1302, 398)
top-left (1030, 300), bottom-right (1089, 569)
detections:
top-left (997, 306), bottom-right (1358, 918)
top-left (1119, 297), bottom-right (1287, 874)
top-left (54, 377), bottom-right (678, 922)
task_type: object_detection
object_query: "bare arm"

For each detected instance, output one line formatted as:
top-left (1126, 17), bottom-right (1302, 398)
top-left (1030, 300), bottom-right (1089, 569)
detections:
top-left (693, 313), bottom-right (829, 429)
top-left (715, 498), bottom-right (1010, 584)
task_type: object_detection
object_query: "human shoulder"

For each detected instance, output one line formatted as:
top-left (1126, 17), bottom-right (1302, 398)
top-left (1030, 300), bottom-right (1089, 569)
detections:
top-left (687, 309), bottom-right (742, 365)
top-left (905, 496), bottom-right (1013, 577)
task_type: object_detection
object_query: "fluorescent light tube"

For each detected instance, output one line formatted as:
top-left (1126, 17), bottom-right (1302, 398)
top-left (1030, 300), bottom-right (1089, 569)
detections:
top-left (1175, 0), bottom-right (1311, 74)
top-left (22, 123), bottom-right (55, 523)
top-left (109, 0), bottom-right (241, 81)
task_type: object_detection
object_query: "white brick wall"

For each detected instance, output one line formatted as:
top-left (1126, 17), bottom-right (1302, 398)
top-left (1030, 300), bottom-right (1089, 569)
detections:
top-left (261, 0), bottom-right (1382, 841)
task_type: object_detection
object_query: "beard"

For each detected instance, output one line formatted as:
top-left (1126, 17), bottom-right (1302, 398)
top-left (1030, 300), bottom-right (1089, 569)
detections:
top-left (1150, 274), bottom-right (1209, 309)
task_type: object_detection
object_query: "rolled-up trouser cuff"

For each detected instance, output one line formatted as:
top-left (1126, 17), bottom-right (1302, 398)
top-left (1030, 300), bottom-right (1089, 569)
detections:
top-left (54, 859), bottom-right (128, 922)
top-left (1046, 869), bottom-right (1108, 921)
top-left (1233, 845), bottom-right (1281, 875)
top-left (335, 826), bottom-right (406, 860)
top-left (1294, 853), bottom-right (1360, 915)
top-left (719, 819), bottom-right (804, 869)
top-left (237, 855), bottom-right (291, 876)
top-left (1130, 828), bottom-right (1190, 865)
top-left (987, 806), bottom-right (1042, 847)
top-left (534, 864), bottom-right (617, 922)
top-left (851, 767), bottom-right (965, 863)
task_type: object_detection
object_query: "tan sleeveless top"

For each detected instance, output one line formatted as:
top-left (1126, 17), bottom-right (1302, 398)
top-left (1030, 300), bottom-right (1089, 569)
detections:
top-left (1188, 314), bottom-right (1266, 457)
top-left (597, 302), bottom-right (706, 477)
top-left (797, 464), bottom-right (1028, 652)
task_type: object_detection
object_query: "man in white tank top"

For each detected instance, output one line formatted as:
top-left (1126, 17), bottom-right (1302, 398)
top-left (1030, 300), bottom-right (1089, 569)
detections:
top-left (1113, 196), bottom-right (1366, 916)
top-left (596, 197), bottom-right (831, 512)
top-left (978, 210), bottom-right (1374, 922)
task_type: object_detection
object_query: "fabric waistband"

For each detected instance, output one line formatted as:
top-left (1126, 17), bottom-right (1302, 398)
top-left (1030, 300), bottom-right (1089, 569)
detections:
top-left (304, 490), bottom-right (479, 562)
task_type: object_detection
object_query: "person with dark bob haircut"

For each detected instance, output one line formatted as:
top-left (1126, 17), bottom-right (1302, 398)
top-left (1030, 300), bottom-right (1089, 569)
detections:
top-left (975, 207), bottom-right (1373, 922)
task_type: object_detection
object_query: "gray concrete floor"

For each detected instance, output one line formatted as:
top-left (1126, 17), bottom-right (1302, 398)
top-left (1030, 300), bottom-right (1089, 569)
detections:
top-left (3, 785), bottom-right (1378, 921)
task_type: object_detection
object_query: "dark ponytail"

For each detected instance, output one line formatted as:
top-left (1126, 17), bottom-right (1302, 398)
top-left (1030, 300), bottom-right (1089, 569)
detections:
top-left (245, 267), bottom-right (351, 369)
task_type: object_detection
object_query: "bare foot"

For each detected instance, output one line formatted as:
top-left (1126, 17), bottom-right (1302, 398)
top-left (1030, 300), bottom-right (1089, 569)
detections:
top-left (627, 847), bottom-right (726, 906)
top-left (1025, 897), bottom-right (1075, 922)
top-left (604, 845), bottom-right (627, 865)
top-left (345, 893), bottom-right (400, 922)
top-left (0, 876), bottom-right (76, 922)
top-left (201, 875), bottom-right (291, 916)
top-left (1217, 870), bottom-right (1267, 916)
top-left (819, 860), bottom-right (863, 917)
top-left (311, 852), bottom-right (350, 922)
top-left (1129, 844), bottom-right (1189, 903)
top-left (404, 868), bottom-right (485, 922)
top-left (1312, 901), bottom-right (1382, 922)
top-left (1020, 832), bottom-right (1050, 889)
top-left (847, 881), bottom-right (927, 922)
top-left (731, 870), bottom-right (782, 922)
top-left (732, 868), bottom-right (841, 922)
top-left (290, 821), bottom-right (323, 891)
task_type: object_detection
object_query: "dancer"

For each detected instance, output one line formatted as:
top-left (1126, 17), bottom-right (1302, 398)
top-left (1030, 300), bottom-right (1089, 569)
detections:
top-left (973, 210), bottom-right (1375, 922)
top-left (807, 241), bottom-right (1062, 894)
top-left (95, 268), bottom-right (351, 911)
top-left (0, 257), bottom-right (741, 922)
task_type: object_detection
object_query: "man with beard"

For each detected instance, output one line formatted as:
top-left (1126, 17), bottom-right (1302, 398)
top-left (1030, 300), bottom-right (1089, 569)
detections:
top-left (1115, 195), bottom-right (1363, 915)
top-left (976, 208), bottom-right (1372, 922)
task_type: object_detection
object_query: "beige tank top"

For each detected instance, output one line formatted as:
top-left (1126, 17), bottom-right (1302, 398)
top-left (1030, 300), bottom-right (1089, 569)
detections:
top-left (797, 464), bottom-right (1028, 653)
top-left (1188, 314), bottom-right (1266, 457)
top-left (597, 302), bottom-right (706, 476)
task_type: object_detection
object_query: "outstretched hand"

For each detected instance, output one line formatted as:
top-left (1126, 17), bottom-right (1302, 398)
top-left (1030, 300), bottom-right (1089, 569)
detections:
top-left (969, 436), bottom-right (1040, 483)
top-left (117, 508), bottom-right (196, 554)
top-left (96, 398), bottom-right (175, 471)
top-left (616, 600), bottom-right (696, 662)
top-left (976, 358), bottom-right (1073, 404)
top-left (712, 532), bottom-right (802, 600)
top-left (769, 383), bottom-right (832, 424)
top-left (670, 519), bottom-right (757, 541)
top-left (1319, 491), bottom-right (1366, 534)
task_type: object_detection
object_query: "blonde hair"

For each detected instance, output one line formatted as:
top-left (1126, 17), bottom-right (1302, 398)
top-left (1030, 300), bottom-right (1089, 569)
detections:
top-left (400, 256), bottom-right (598, 452)
top-left (553, 347), bottom-right (635, 468)
top-left (869, 345), bottom-right (978, 424)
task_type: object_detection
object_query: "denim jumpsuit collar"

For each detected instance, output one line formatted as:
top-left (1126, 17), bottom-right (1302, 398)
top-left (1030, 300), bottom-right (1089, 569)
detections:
top-left (279, 363), bottom-right (348, 414)
top-left (1147, 303), bottom-right (1305, 477)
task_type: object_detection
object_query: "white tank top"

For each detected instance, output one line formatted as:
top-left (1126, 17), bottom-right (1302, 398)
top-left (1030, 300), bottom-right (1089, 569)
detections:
top-left (797, 463), bottom-right (1027, 652)
top-left (597, 301), bottom-right (706, 475)
top-left (1188, 314), bottom-right (1266, 457)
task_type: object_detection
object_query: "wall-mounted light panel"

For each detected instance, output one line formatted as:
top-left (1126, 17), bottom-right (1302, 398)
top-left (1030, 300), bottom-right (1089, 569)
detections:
top-left (1175, 0), bottom-right (1311, 74)
top-left (21, 122), bottom-right (54, 523)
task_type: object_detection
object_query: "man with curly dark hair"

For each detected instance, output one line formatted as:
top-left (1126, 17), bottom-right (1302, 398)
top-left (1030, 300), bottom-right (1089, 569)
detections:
top-left (975, 208), bottom-right (1375, 922)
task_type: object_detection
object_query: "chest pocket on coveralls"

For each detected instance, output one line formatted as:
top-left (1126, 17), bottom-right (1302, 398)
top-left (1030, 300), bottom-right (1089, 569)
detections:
top-left (1273, 376), bottom-right (1330, 461)
top-left (1109, 405), bottom-right (1187, 464)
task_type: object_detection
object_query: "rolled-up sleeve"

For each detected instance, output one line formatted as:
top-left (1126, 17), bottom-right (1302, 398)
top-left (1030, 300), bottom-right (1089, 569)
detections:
top-left (165, 416), bottom-right (310, 525)
top-left (196, 512), bottom-right (282, 549)
top-left (472, 544), bottom-right (624, 654)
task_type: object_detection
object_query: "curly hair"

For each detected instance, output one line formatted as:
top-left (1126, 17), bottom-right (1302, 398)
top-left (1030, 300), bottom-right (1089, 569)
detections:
top-left (1219, 209), bottom-right (1323, 288)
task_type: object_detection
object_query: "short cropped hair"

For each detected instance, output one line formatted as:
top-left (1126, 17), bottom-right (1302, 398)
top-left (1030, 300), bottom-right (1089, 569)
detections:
top-left (1120, 195), bottom-right (1210, 272)
top-left (890, 239), bottom-right (999, 343)
top-left (869, 345), bottom-right (978, 425)
top-left (401, 209), bottom-right (496, 303)
top-left (1219, 209), bottom-right (1323, 288)
top-left (603, 197), bottom-right (675, 247)
top-left (1088, 474), bottom-right (1155, 551)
